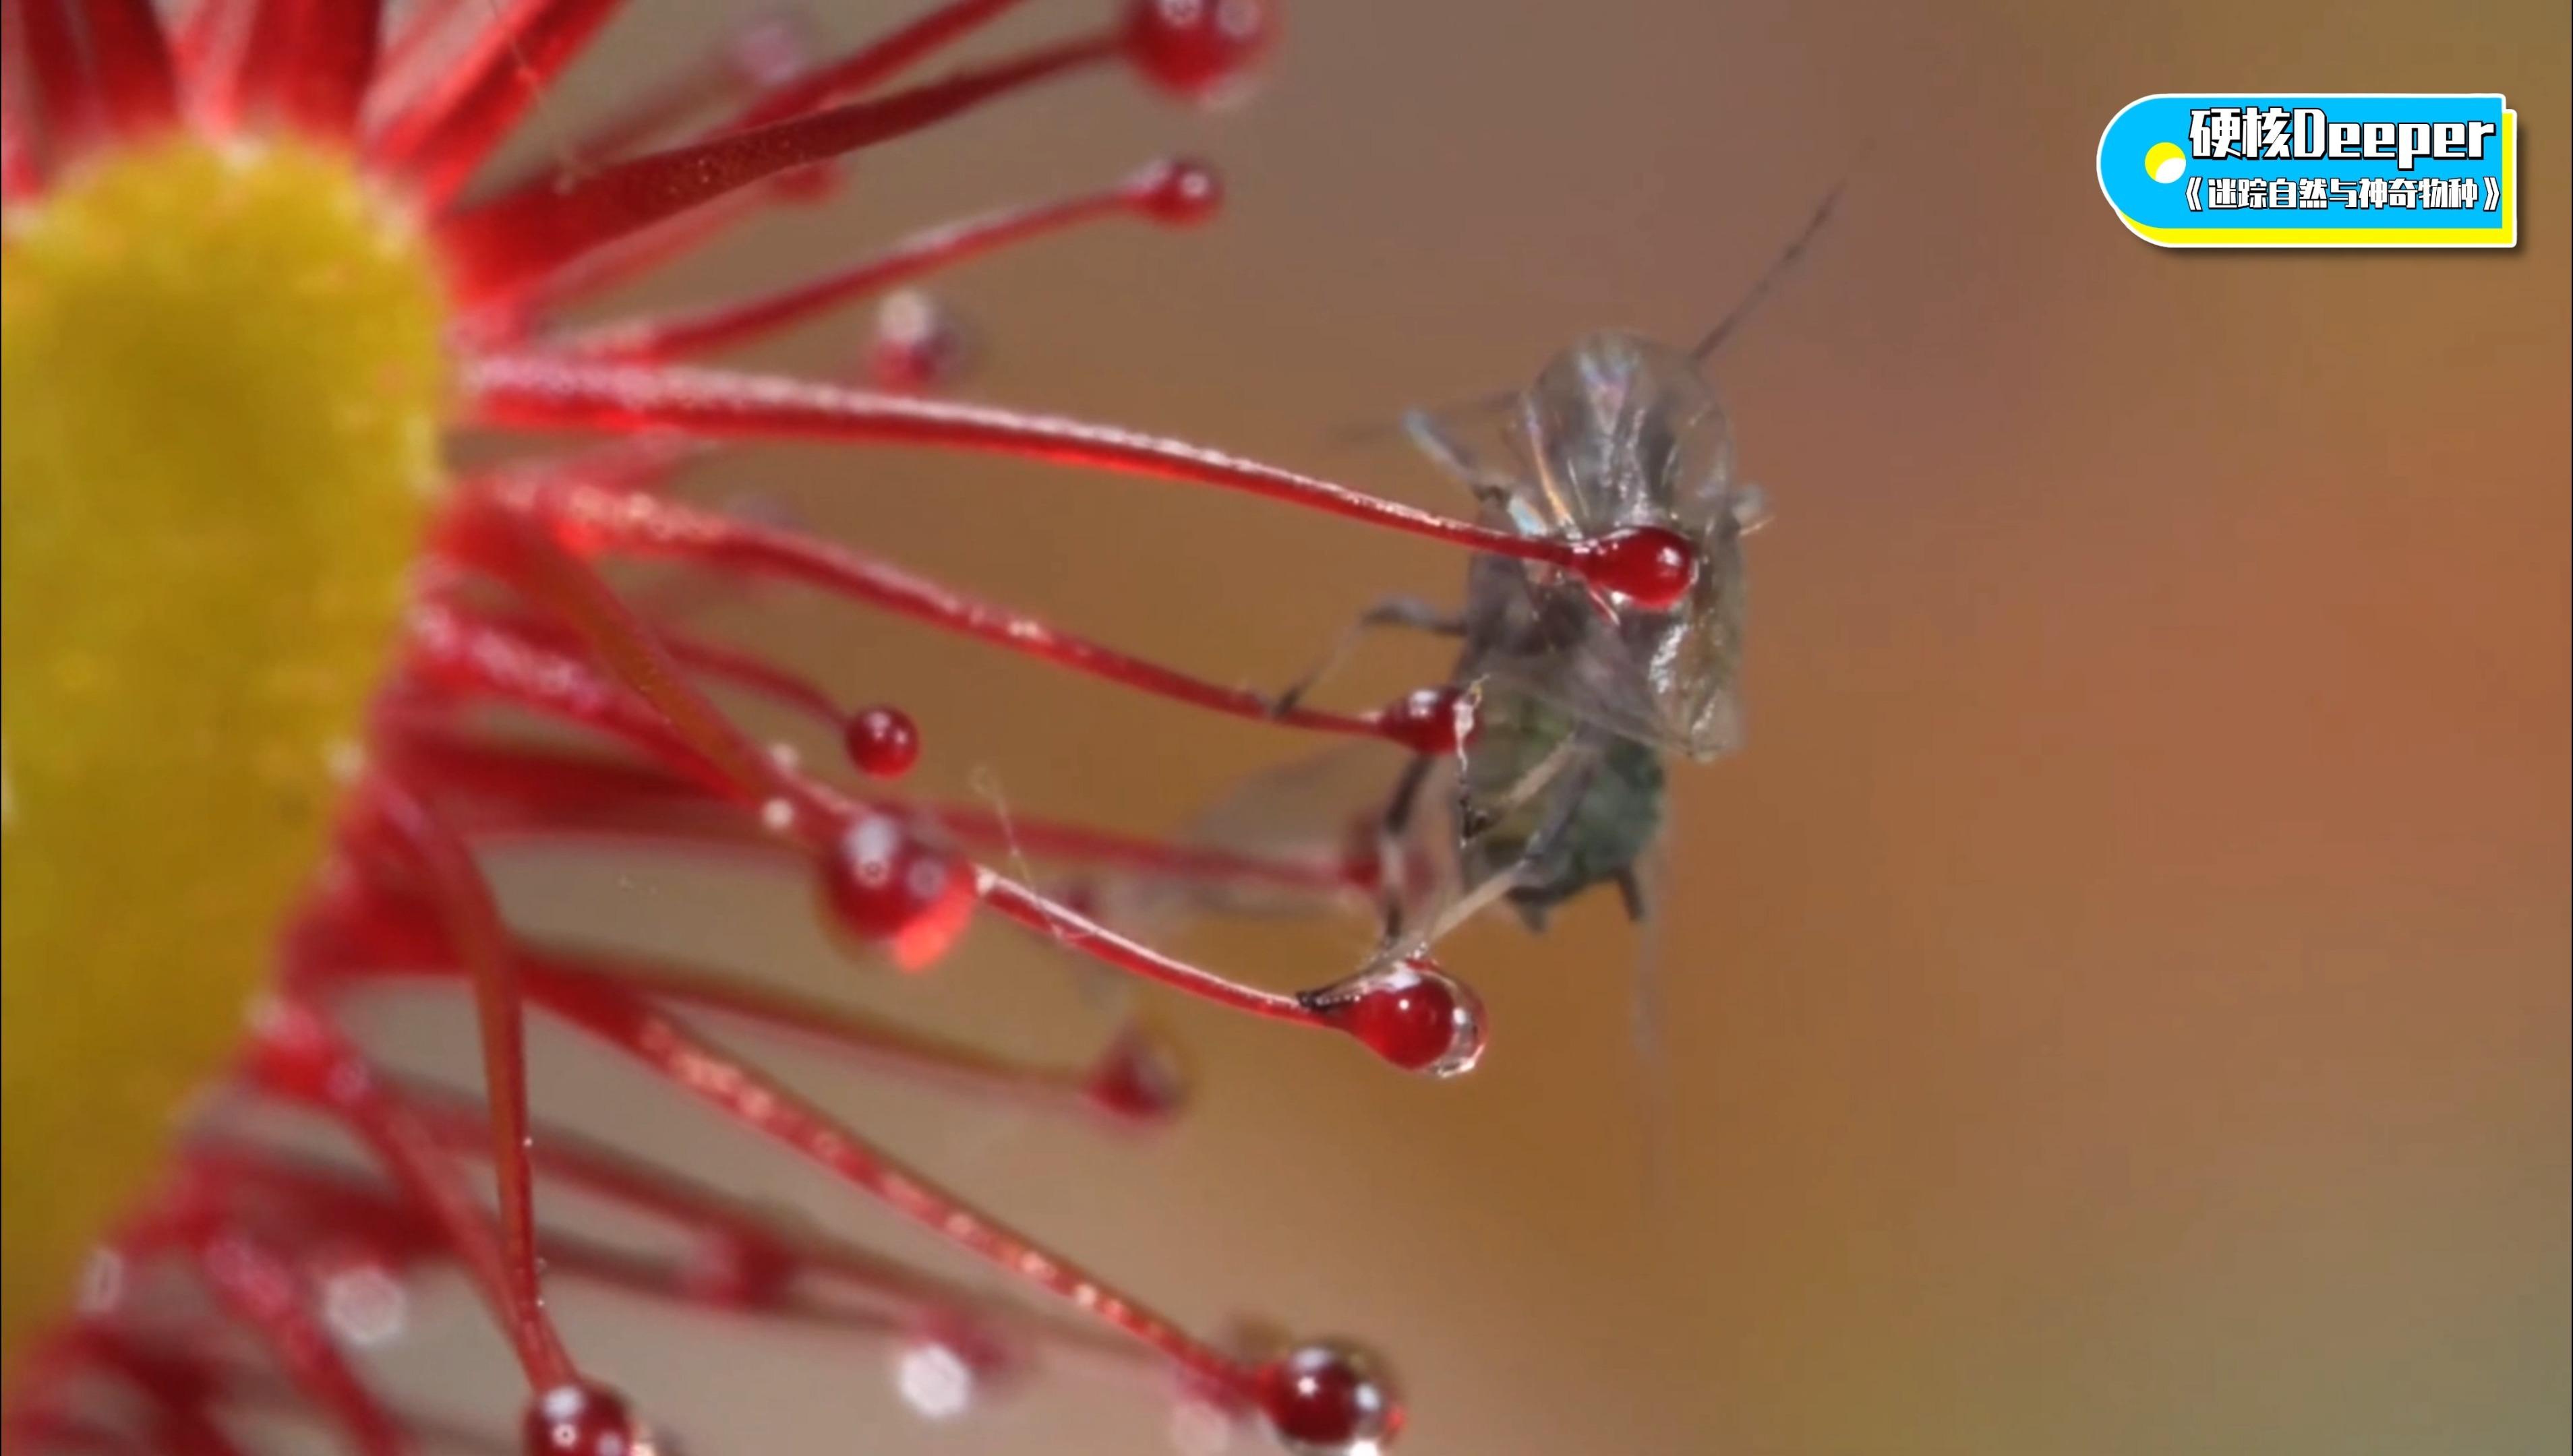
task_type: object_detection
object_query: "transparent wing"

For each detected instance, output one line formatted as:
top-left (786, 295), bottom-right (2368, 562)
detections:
top-left (1069, 684), bottom-right (1675, 977)
top-left (1399, 391), bottom-right (1531, 512)
top-left (1320, 386), bottom-right (1522, 517)
top-left (1462, 518), bottom-right (1748, 762)
top-left (1080, 733), bottom-right (1615, 975)
top-left (1083, 743), bottom-right (1458, 943)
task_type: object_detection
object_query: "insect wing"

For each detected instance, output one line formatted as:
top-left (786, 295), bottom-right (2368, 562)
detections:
top-left (1086, 744), bottom-right (1456, 939)
top-left (1519, 332), bottom-right (1740, 537)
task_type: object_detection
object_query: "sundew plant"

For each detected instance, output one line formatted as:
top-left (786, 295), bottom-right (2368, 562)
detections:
top-left (1, 1), bottom-right (1718, 1451)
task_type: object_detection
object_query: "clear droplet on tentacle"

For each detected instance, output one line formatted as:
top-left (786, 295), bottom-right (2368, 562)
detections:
top-left (890, 1316), bottom-right (1022, 1422)
top-left (865, 289), bottom-right (976, 392)
top-left (316, 1251), bottom-right (411, 1347)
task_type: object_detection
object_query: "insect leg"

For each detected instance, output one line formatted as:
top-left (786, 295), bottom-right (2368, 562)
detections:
top-left (1612, 866), bottom-right (1650, 922)
top-left (1380, 752), bottom-right (1436, 837)
top-left (1501, 750), bottom-right (1605, 934)
top-left (1456, 731), bottom-right (1584, 843)
top-left (1266, 595), bottom-right (1466, 716)
top-left (1369, 753), bottom-right (1440, 938)
top-left (1520, 777), bottom-right (1596, 864)
top-left (1401, 404), bottom-right (1521, 510)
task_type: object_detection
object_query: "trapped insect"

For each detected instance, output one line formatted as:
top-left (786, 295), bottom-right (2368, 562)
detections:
top-left (1225, 187), bottom-right (1845, 948)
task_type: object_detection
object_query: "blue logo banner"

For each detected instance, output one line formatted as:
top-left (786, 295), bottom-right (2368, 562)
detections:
top-left (2098, 94), bottom-right (2517, 247)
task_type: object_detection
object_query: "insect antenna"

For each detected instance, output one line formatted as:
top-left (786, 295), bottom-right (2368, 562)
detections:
top-left (1686, 163), bottom-right (1863, 364)
top-left (1336, 158), bottom-right (1866, 460)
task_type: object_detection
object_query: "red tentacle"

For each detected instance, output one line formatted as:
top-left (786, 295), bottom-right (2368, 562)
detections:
top-left (725, 0), bottom-right (1031, 131)
top-left (367, 0), bottom-right (626, 205)
top-left (552, 157), bottom-right (1214, 362)
top-left (435, 34), bottom-right (1119, 303)
top-left (72, 0), bottom-right (178, 135)
top-left (460, 353), bottom-right (1690, 604)
top-left (340, 777), bottom-right (555, 1390)
top-left (187, 1218), bottom-right (413, 1456)
top-left (521, 963), bottom-right (1253, 1395)
top-left (237, 1000), bottom-right (580, 1393)
top-left (13, 0), bottom-right (106, 159)
top-left (485, 469), bottom-right (1454, 750)
top-left (245, 0), bottom-right (382, 139)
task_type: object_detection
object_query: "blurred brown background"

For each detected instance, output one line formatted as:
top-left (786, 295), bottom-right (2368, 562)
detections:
top-left (373, 2), bottom-right (2570, 1453)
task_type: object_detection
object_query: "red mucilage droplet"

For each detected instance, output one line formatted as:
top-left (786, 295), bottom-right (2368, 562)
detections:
top-left (1253, 1339), bottom-right (1404, 1455)
top-left (1131, 154), bottom-right (1226, 223)
top-left (2, 1), bottom-right (1558, 1449)
top-left (1309, 956), bottom-right (1487, 1078)
top-left (523, 1381), bottom-right (649, 1456)
top-left (817, 812), bottom-right (976, 971)
top-left (1572, 524), bottom-right (1700, 609)
top-left (841, 703), bottom-right (922, 778)
top-left (1124, 0), bottom-right (1278, 105)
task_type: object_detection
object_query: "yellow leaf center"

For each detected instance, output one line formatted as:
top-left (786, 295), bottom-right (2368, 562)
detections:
top-left (2, 135), bottom-right (450, 1362)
